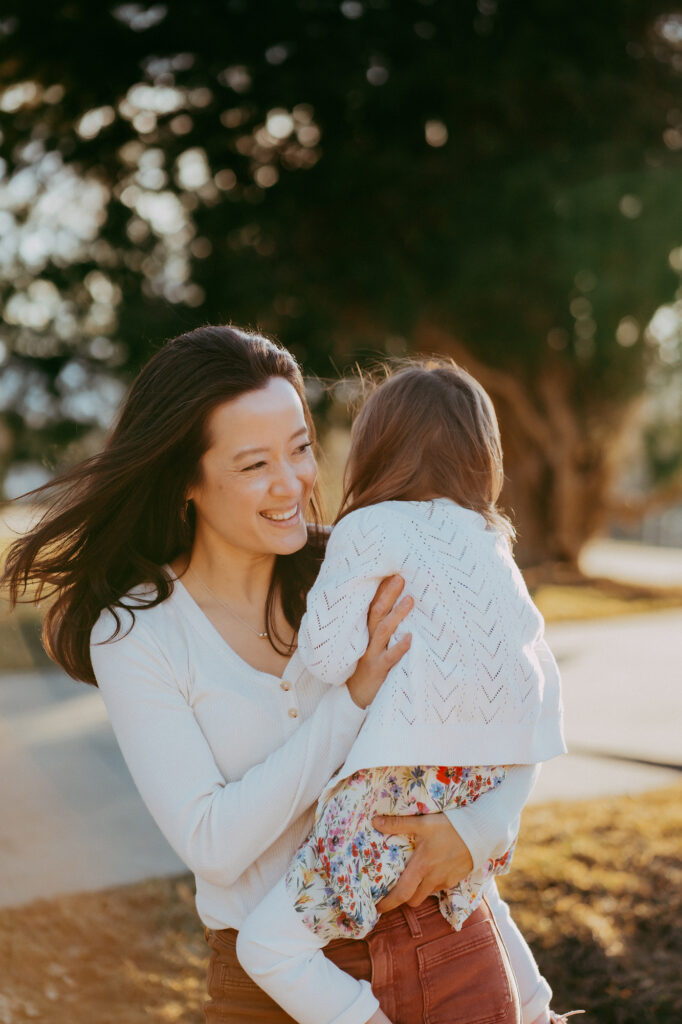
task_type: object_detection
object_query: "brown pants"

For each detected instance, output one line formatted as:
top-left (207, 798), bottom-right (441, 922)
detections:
top-left (204, 895), bottom-right (521, 1024)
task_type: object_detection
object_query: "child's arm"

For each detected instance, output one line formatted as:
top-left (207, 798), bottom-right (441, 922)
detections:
top-left (237, 876), bottom-right (383, 1024)
top-left (298, 507), bottom-right (403, 687)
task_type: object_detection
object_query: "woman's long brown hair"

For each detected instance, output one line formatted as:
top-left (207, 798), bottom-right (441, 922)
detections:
top-left (338, 359), bottom-right (516, 545)
top-left (1, 325), bottom-right (326, 684)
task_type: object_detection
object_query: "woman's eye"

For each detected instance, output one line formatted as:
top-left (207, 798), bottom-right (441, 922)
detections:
top-left (242, 461), bottom-right (266, 472)
top-left (295, 442), bottom-right (313, 455)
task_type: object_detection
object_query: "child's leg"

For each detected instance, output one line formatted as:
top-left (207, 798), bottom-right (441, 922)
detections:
top-left (237, 875), bottom-right (382, 1024)
top-left (486, 881), bottom-right (553, 1024)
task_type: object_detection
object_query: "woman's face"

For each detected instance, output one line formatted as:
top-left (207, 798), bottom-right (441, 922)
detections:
top-left (187, 377), bottom-right (318, 558)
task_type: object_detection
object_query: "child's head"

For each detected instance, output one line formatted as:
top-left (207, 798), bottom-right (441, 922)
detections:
top-left (339, 359), bottom-right (515, 542)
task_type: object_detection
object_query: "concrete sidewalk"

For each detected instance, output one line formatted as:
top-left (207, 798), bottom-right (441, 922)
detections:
top-left (579, 536), bottom-right (682, 588)
top-left (532, 608), bottom-right (681, 803)
top-left (1, 669), bottom-right (183, 908)
top-left (1, 605), bottom-right (680, 908)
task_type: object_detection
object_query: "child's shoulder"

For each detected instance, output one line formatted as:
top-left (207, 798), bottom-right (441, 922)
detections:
top-left (330, 500), bottom-right (497, 551)
top-left (331, 500), bottom-right (415, 536)
top-left (327, 503), bottom-right (417, 561)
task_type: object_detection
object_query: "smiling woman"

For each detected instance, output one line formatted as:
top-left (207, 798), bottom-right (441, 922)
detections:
top-left (1, 325), bottom-right (534, 1024)
top-left (172, 375), bottom-right (321, 675)
top-left (1, 325), bottom-right (331, 679)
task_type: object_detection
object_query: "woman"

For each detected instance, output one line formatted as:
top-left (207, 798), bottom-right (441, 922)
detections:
top-left (3, 325), bottom-right (546, 1023)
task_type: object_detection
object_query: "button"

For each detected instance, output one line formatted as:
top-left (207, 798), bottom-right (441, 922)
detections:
top-left (288, 708), bottom-right (298, 719)
top-left (280, 681), bottom-right (291, 692)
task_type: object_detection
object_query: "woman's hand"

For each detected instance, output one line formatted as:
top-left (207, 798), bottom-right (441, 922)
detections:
top-left (372, 814), bottom-right (474, 913)
top-left (345, 575), bottom-right (413, 711)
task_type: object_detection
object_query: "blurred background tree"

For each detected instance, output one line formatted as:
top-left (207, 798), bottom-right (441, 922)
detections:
top-left (1, 0), bottom-right (681, 565)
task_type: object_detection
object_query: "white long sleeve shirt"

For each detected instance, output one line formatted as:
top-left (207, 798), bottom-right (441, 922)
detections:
top-left (90, 572), bottom-right (539, 930)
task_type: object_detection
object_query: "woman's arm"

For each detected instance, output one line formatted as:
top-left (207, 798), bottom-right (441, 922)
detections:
top-left (372, 764), bottom-right (540, 912)
top-left (91, 580), bottom-right (411, 889)
top-left (92, 617), bottom-right (365, 887)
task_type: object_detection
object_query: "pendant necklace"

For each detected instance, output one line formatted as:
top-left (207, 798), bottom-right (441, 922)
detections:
top-left (187, 565), bottom-right (268, 639)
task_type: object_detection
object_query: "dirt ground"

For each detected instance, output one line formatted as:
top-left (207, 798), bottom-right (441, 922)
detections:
top-left (1, 785), bottom-right (681, 1024)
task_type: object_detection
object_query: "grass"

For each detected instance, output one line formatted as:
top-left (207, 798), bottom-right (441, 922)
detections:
top-left (0, 599), bottom-right (51, 673)
top-left (0, 876), bottom-right (207, 1024)
top-left (1, 785), bottom-right (680, 1023)
top-left (497, 786), bottom-right (682, 1024)
top-left (531, 577), bottom-right (682, 624)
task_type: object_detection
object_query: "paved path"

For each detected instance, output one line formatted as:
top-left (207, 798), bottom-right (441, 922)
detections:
top-left (1, 606), bottom-right (680, 908)
top-left (579, 537), bottom-right (682, 588)
top-left (531, 608), bottom-right (681, 802)
top-left (0, 669), bottom-right (184, 908)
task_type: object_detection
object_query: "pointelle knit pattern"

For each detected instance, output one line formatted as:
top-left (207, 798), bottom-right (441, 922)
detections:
top-left (297, 498), bottom-right (567, 786)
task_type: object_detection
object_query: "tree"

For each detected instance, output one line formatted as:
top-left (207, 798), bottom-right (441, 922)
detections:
top-left (1, 0), bottom-right (681, 564)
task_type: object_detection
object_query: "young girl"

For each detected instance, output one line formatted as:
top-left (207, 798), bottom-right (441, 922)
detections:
top-left (236, 360), bottom-right (573, 1024)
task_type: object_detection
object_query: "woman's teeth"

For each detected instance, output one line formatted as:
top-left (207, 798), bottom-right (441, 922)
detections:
top-left (261, 506), bottom-right (298, 522)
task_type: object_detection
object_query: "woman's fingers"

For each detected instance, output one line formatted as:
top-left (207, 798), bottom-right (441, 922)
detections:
top-left (375, 854), bottom-right (424, 913)
top-left (347, 576), bottom-right (412, 710)
top-left (372, 813), bottom-right (474, 912)
top-left (367, 575), bottom-right (405, 635)
top-left (405, 874), bottom-right (440, 908)
top-left (369, 594), bottom-right (413, 652)
top-left (382, 632), bottom-right (412, 669)
top-left (372, 814), bottom-right (426, 837)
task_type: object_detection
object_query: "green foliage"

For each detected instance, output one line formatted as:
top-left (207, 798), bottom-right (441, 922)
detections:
top-left (0, 0), bottom-right (681, 484)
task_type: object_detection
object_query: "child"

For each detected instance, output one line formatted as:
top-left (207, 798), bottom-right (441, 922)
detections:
top-left (236, 361), bottom-right (571, 1024)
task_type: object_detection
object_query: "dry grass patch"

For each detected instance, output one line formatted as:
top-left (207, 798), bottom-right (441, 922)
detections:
top-left (1, 787), bottom-right (681, 1023)
top-left (498, 785), bottom-right (682, 1024)
top-left (532, 578), bottom-right (682, 623)
top-left (0, 877), bottom-right (206, 1023)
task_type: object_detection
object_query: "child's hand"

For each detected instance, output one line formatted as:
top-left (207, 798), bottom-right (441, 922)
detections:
top-left (346, 575), bottom-right (413, 710)
top-left (372, 813), bottom-right (474, 912)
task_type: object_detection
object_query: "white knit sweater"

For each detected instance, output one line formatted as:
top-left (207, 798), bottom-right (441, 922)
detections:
top-left (299, 498), bottom-right (566, 786)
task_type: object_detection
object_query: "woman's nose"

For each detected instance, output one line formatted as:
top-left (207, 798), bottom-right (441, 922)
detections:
top-left (270, 459), bottom-right (300, 496)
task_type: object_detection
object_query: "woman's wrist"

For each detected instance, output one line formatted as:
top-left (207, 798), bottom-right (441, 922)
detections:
top-left (344, 679), bottom-right (371, 712)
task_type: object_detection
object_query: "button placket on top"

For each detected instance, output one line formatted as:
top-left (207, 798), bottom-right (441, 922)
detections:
top-left (280, 651), bottom-right (302, 723)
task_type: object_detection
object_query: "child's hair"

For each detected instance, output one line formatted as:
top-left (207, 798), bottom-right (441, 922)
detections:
top-left (338, 358), bottom-right (516, 546)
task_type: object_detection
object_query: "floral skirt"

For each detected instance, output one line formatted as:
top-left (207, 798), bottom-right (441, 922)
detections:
top-left (285, 764), bottom-right (514, 942)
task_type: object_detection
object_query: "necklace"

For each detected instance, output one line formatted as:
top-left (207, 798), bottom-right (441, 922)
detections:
top-left (187, 565), bottom-right (268, 639)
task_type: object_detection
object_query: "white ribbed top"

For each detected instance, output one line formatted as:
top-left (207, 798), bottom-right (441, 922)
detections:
top-left (90, 579), bottom-right (367, 929)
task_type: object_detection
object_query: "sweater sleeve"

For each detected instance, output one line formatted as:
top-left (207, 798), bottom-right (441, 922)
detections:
top-left (443, 764), bottom-right (540, 872)
top-left (298, 508), bottom-right (401, 686)
top-left (90, 615), bottom-right (367, 888)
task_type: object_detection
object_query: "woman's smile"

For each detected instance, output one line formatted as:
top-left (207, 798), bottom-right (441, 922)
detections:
top-left (260, 504), bottom-right (301, 524)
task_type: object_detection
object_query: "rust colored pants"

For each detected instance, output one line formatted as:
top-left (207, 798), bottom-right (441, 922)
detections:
top-left (204, 895), bottom-right (521, 1024)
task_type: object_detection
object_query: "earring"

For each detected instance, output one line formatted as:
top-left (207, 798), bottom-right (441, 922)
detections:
top-left (181, 500), bottom-right (190, 526)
